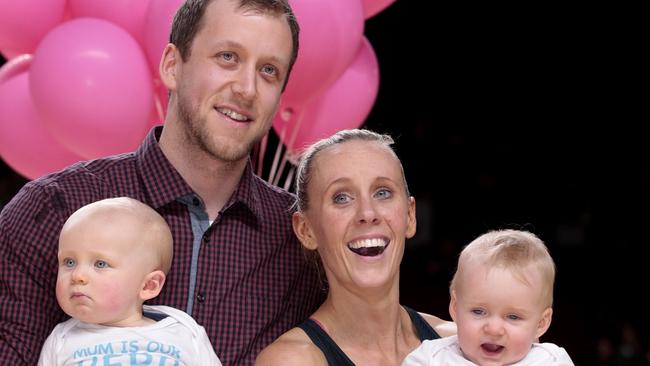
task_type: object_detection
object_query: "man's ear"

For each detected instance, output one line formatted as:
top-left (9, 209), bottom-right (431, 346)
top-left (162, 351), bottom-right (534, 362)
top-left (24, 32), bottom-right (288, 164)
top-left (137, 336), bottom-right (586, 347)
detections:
top-left (406, 196), bottom-right (417, 239)
top-left (449, 289), bottom-right (458, 322)
top-left (140, 270), bottom-right (166, 301)
top-left (159, 44), bottom-right (180, 91)
top-left (535, 307), bottom-right (553, 339)
top-left (292, 212), bottom-right (318, 250)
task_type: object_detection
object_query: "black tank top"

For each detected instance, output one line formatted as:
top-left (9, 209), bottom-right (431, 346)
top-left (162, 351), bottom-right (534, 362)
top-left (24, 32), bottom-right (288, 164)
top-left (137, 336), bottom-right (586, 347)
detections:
top-left (297, 306), bottom-right (440, 366)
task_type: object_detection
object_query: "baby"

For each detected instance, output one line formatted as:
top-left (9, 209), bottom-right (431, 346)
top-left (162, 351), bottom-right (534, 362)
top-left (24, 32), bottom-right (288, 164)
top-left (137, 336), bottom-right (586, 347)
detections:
top-left (38, 197), bottom-right (221, 365)
top-left (403, 229), bottom-right (573, 365)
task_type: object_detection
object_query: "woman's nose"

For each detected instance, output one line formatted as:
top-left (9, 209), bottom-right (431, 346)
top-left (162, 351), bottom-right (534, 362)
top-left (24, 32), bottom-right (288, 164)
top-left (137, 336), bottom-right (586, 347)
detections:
top-left (356, 197), bottom-right (380, 224)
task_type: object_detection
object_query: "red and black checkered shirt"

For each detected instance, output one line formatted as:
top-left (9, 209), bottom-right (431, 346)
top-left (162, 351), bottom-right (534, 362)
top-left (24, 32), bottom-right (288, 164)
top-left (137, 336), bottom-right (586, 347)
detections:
top-left (0, 127), bottom-right (325, 365)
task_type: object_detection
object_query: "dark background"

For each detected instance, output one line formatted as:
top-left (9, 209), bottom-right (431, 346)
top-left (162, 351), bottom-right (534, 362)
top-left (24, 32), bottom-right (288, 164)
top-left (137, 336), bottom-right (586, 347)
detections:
top-left (1, 2), bottom-right (647, 365)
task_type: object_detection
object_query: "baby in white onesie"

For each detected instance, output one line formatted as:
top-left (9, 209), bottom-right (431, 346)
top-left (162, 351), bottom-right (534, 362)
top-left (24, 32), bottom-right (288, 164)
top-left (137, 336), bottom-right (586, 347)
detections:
top-left (403, 229), bottom-right (573, 366)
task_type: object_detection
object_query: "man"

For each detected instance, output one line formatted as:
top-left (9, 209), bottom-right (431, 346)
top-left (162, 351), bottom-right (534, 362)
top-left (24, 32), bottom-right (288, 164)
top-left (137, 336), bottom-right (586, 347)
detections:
top-left (0, 0), bottom-right (324, 364)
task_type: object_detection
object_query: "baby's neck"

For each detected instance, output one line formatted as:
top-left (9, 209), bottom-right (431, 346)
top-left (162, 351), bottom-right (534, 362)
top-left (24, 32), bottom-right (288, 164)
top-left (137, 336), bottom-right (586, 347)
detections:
top-left (96, 312), bottom-right (156, 328)
top-left (132, 316), bottom-right (157, 327)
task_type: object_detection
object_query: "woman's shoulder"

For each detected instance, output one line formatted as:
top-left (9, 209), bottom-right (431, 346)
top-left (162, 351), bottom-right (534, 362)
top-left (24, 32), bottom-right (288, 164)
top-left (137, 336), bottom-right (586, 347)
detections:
top-left (418, 312), bottom-right (457, 337)
top-left (255, 327), bottom-right (327, 366)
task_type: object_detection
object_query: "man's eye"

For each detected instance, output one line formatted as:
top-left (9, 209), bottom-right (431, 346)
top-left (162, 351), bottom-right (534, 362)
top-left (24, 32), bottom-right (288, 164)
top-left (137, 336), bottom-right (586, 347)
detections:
top-left (95, 260), bottom-right (109, 269)
top-left (262, 65), bottom-right (277, 76)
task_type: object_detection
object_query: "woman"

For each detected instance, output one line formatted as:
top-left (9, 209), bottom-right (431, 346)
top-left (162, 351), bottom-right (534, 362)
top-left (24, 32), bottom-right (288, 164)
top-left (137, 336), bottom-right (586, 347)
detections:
top-left (255, 129), bottom-right (455, 365)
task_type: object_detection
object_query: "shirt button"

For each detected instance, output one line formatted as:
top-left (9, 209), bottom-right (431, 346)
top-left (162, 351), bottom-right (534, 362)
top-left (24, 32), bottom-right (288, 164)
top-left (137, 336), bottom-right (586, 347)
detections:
top-left (197, 292), bottom-right (206, 303)
top-left (192, 197), bottom-right (200, 206)
top-left (202, 233), bottom-right (209, 243)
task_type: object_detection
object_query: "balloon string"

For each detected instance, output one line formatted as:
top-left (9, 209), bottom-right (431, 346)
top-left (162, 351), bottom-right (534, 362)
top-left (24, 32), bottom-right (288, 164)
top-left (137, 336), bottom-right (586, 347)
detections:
top-left (269, 104), bottom-right (308, 185)
top-left (268, 127), bottom-right (285, 184)
top-left (283, 165), bottom-right (295, 191)
top-left (273, 149), bottom-right (290, 187)
top-left (285, 107), bottom-right (305, 156)
top-left (257, 134), bottom-right (268, 177)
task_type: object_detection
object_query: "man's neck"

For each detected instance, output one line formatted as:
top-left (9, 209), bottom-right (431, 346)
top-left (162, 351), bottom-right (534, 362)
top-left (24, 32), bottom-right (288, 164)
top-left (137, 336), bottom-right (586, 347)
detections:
top-left (158, 125), bottom-right (248, 221)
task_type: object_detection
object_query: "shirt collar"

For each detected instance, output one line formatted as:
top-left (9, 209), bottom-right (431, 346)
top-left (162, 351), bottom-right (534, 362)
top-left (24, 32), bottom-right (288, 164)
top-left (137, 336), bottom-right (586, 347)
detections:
top-left (136, 126), bottom-right (264, 220)
top-left (136, 126), bottom-right (194, 209)
top-left (222, 160), bottom-right (263, 220)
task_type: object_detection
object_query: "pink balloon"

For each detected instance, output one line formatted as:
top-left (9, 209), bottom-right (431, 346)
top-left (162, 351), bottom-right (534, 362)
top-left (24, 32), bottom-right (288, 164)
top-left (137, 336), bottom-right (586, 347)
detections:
top-left (0, 0), bottom-right (66, 54)
top-left (0, 54), bottom-right (32, 84)
top-left (0, 67), bottom-right (82, 179)
top-left (274, 37), bottom-right (380, 156)
top-left (282, 0), bottom-right (365, 105)
top-left (68, 0), bottom-right (152, 46)
top-left (0, 48), bottom-right (21, 60)
top-left (30, 18), bottom-right (153, 159)
top-left (361, 0), bottom-right (397, 19)
top-left (143, 0), bottom-right (184, 76)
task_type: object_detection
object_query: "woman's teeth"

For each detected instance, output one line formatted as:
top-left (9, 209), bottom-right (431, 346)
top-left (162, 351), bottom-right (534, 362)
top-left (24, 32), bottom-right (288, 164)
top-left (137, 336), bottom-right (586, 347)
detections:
top-left (347, 238), bottom-right (388, 257)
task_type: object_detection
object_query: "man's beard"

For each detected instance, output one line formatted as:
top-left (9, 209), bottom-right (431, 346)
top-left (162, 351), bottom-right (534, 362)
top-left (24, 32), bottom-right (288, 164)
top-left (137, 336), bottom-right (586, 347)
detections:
top-left (177, 94), bottom-right (256, 163)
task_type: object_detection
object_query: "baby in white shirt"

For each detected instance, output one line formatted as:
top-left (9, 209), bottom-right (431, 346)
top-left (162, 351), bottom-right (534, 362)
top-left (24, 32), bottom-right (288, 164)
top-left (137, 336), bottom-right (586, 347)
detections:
top-left (403, 229), bottom-right (573, 366)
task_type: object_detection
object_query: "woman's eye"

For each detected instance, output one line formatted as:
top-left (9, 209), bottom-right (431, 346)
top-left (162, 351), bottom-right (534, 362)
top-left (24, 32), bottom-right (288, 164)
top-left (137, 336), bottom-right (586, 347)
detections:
top-left (63, 258), bottom-right (75, 268)
top-left (375, 188), bottom-right (393, 199)
top-left (94, 260), bottom-right (109, 269)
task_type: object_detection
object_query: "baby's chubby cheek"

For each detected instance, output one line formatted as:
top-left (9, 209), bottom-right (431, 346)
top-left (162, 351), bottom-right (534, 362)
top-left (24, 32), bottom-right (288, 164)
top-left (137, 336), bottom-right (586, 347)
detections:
top-left (97, 282), bottom-right (131, 311)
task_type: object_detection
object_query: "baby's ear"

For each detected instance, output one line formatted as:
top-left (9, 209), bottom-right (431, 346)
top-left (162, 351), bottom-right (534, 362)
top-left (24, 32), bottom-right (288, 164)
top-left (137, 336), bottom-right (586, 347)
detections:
top-left (140, 270), bottom-right (166, 301)
top-left (448, 289), bottom-right (458, 322)
top-left (535, 307), bottom-right (553, 339)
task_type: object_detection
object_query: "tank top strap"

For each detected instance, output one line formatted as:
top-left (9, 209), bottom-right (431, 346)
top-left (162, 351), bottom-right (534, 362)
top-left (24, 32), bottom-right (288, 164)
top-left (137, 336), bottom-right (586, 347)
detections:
top-left (298, 308), bottom-right (440, 365)
top-left (403, 306), bottom-right (441, 340)
top-left (298, 318), bottom-right (356, 366)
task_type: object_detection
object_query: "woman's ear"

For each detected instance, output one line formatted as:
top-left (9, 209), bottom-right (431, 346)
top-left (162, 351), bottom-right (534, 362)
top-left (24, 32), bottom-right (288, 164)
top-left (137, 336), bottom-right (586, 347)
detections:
top-left (535, 307), bottom-right (553, 339)
top-left (140, 270), bottom-right (166, 301)
top-left (292, 211), bottom-right (318, 250)
top-left (159, 44), bottom-right (180, 91)
top-left (406, 196), bottom-right (417, 239)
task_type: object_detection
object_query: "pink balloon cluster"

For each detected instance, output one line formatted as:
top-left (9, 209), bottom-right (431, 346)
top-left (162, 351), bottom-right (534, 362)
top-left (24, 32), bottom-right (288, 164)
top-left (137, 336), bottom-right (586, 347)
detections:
top-left (273, 0), bottom-right (395, 158)
top-left (0, 0), bottom-right (396, 179)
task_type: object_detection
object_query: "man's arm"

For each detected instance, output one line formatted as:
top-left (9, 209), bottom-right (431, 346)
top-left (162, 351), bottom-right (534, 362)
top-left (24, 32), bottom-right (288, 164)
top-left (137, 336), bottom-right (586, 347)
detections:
top-left (0, 183), bottom-right (67, 364)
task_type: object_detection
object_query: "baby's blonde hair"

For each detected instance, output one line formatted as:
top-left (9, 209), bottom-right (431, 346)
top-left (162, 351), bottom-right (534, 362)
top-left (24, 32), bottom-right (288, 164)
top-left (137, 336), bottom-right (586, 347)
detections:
top-left (62, 197), bottom-right (173, 274)
top-left (450, 229), bottom-right (556, 307)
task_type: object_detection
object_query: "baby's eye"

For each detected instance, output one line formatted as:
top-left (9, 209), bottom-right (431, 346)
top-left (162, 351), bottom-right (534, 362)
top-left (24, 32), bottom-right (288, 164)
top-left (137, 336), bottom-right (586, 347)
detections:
top-left (471, 309), bottom-right (485, 316)
top-left (94, 260), bottom-right (109, 269)
top-left (62, 258), bottom-right (76, 268)
top-left (507, 314), bottom-right (521, 321)
top-left (333, 192), bottom-right (351, 204)
top-left (374, 188), bottom-right (393, 199)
